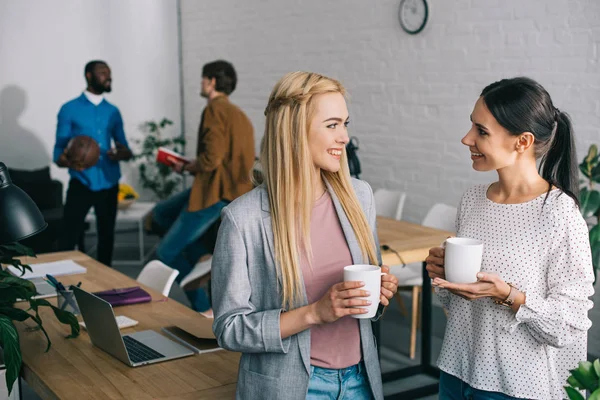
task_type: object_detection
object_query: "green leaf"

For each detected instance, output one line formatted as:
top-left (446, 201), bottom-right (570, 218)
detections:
top-left (593, 163), bottom-right (600, 184)
top-left (590, 234), bottom-right (600, 282)
top-left (568, 374), bottom-right (585, 389)
top-left (565, 386), bottom-right (586, 400)
top-left (594, 359), bottom-right (600, 379)
top-left (590, 225), bottom-right (600, 248)
top-left (0, 256), bottom-right (33, 276)
top-left (0, 286), bottom-right (31, 304)
top-left (49, 305), bottom-right (80, 339)
top-left (146, 122), bottom-right (158, 132)
top-left (0, 315), bottom-right (21, 395)
top-left (580, 188), bottom-right (600, 218)
top-left (0, 242), bottom-right (36, 257)
top-left (571, 361), bottom-right (599, 391)
top-left (580, 161), bottom-right (591, 180)
top-left (581, 145), bottom-right (599, 180)
top-left (35, 299), bottom-right (80, 339)
top-left (25, 309), bottom-right (51, 352)
top-left (0, 307), bottom-right (32, 322)
top-left (591, 387), bottom-right (600, 400)
top-left (587, 145), bottom-right (599, 164)
top-left (159, 118), bottom-right (173, 128)
top-left (580, 360), bottom-right (598, 378)
top-left (0, 276), bottom-right (36, 292)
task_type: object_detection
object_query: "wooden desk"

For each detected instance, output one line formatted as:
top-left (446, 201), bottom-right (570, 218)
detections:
top-left (16, 251), bottom-right (240, 400)
top-left (377, 217), bottom-right (452, 265)
top-left (376, 217), bottom-right (453, 400)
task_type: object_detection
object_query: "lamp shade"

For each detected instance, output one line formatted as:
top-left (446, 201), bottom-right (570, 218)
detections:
top-left (0, 162), bottom-right (47, 244)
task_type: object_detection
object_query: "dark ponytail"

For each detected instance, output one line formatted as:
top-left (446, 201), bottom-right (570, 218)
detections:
top-left (539, 111), bottom-right (579, 203)
top-left (481, 77), bottom-right (579, 206)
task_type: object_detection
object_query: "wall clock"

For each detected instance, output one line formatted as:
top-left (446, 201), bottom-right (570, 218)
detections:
top-left (398, 0), bottom-right (428, 35)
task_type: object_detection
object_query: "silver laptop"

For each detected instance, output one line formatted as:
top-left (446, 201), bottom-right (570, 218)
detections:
top-left (72, 286), bottom-right (194, 367)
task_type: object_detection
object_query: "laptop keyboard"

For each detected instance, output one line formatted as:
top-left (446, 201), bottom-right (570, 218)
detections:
top-left (123, 335), bottom-right (165, 363)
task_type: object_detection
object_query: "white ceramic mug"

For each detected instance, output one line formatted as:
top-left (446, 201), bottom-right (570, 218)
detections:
top-left (343, 264), bottom-right (386, 319)
top-left (444, 237), bottom-right (484, 283)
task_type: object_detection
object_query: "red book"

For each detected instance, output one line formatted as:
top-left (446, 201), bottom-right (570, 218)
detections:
top-left (156, 147), bottom-right (191, 167)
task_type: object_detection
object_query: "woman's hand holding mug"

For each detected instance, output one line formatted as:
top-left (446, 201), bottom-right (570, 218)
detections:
top-left (427, 242), bottom-right (510, 302)
top-left (310, 264), bottom-right (398, 325)
top-left (310, 281), bottom-right (372, 324)
top-left (426, 246), bottom-right (446, 280)
top-left (379, 265), bottom-right (398, 306)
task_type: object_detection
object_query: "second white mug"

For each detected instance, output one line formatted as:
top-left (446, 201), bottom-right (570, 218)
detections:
top-left (444, 237), bottom-right (484, 284)
top-left (343, 264), bottom-right (386, 319)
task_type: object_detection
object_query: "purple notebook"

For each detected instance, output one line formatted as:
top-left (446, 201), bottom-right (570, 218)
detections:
top-left (93, 286), bottom-right (152, 307)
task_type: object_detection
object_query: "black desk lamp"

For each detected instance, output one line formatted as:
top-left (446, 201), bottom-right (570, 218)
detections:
top-left (0, 162), bottom-right (47, 243)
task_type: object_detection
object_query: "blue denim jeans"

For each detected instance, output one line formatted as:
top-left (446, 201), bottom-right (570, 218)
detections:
top-left (439, 371), bottom-right (522, 400)
top-left (307, 362), bottom-right (373, 400)
top-left (153, 189), bottom-right (227, 312)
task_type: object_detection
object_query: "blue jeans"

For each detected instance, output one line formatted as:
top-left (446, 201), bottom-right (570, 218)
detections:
top-left (439, 371), bottom-right (522, 400)
top-left (307, 362), bottom-right (373, 400)
top-left (153, 189), bottom-right (227, 312)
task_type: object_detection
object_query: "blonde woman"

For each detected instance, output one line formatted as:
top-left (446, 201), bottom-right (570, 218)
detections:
top-left (211, 72), bottom-right (398, 400)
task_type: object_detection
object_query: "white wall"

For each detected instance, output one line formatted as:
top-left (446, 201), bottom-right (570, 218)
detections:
top-left (0, 0), bottom-right (181, 198)
top-left (180, 0), bottom-right (600, 223)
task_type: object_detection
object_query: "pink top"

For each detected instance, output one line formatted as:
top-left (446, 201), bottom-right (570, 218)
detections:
top-left (300, 191), bottom-right (361, 369)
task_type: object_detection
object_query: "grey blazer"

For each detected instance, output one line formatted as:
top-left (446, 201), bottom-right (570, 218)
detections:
top-left (211, 178), bottom-right (384, 400)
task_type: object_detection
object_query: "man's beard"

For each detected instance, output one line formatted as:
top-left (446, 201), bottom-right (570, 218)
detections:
top-left (90, 77), bottom-right (111, 93)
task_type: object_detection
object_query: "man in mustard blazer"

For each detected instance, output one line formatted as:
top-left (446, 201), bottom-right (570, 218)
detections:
top-left (149, 60), bottom-right (255, 313)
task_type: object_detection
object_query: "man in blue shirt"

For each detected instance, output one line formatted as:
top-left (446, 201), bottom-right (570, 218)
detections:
top-left (54, 60), bottom-right (132, 266)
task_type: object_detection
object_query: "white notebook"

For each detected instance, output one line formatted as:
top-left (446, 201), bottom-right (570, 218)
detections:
top-left (8, 260), bottom-right (87, 279)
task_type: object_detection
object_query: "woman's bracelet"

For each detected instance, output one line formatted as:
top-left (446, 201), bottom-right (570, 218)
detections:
top-left (494, 283), bottom-right (519, 308)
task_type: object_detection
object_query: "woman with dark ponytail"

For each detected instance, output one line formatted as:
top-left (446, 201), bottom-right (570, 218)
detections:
top-left (425, 77), bottom-right (594, 399)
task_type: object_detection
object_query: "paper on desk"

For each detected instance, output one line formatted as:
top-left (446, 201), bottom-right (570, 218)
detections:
top-left (8, 260), bottom-right (87, 279)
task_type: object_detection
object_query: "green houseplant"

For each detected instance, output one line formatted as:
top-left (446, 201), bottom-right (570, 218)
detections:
top-left (579, 144), bottom-right (600, 282)
top-left (565, 359), bottom-right (600, 399)
top-left (0, 242), bottom-right (80, 394)
top-left (132, 118), bottom-right (187, 200)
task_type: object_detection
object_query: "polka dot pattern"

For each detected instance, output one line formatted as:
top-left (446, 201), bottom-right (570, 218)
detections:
top-left (437, 184), bottom-right (595, 399)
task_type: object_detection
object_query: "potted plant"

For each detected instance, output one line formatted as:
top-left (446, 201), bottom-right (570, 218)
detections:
top-left (0, 243), bottom-right (79, 394)
top-left (132, 118), bottom-right (187, 200)
top-left (565, 359), bottom-right (600, 399)
top-left (579, 144), bottom-right (600, 282)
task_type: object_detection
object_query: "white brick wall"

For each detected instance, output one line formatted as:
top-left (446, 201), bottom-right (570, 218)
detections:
top-left (180, 0), bottom-right (600, 223)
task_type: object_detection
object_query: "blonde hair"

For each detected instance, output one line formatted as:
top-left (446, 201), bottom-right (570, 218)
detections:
top-left (261, 71), bottom-right (378, 309)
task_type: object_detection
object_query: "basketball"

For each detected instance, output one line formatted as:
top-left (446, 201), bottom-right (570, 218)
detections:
top-left (66, 135), bottom-right (101, 170)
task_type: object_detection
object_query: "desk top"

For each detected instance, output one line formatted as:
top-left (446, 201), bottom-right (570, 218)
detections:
top-left (377, 217), bottom-right (454, 265)
top-left (16, 251), bottom-right (239, 400)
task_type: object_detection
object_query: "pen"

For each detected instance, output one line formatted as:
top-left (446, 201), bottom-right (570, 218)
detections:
top-left (46, 274), bottom-right (66, 290)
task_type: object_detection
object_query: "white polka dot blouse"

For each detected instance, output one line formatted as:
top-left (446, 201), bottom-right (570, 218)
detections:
top-left (436, 184), bottom-right (595, 399)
